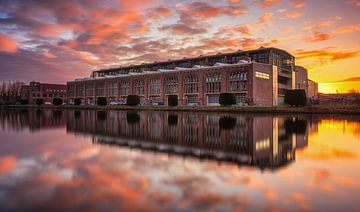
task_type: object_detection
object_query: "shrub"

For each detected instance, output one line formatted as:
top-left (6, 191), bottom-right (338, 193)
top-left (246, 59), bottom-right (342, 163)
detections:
top-left (35, 99), bottom-right (43, 105)
top-left (168, 114), bottom-right (178, 126)
top-left (126, 112), bottom-right (140, 124)
top-left (284, 89), bottom-right (306, 107)
top-left (219, 93), bottom-right (236, 106)
top-left (74, 98), bottom-right (82, 105)
top-left (168, 95), bottom-right (178, 106)
top-left (127, 95), bottom-right (140, 106)
top-left (53, 98), bottom-right (63, 105)
top-left (20, 99), bottom-right (28, 105)
top-left (219, 116), bottom-right (237, 130)
top-left (97, 97), bottom-right (107, 106)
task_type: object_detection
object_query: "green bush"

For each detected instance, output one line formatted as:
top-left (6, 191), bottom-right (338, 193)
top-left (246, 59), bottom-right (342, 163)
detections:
top-left (219, 116), bottom-right (237, 130)
top-left (35, 99), bottom-right (43, 105)
top-left (74, 98), bottom-right (82, 105)
top-left (168, 95), bottom-right (178, 106)
top-left (53, 98), bottom-right (63, 105)
top-left (284, 89), bottom-right (306, 107)
top-left (219, 93), bottom-right (236, 106)
top-left (97, 97), bottom-right (107, 106)
top-left (127, 95), bottom-right (140, 106)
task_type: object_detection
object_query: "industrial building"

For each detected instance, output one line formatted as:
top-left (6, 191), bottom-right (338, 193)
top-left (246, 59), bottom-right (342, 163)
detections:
top-left (67, 47), bottom-right (313, 106)
top-left (20, 81), bottom-right (67, 104)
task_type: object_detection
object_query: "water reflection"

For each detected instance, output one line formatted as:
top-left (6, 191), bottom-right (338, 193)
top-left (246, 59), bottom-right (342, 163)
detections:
top-left (1, 109), bottom-right (360, 211)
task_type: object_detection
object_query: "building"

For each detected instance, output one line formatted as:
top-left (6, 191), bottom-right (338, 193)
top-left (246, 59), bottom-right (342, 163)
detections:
top-left (308, 79), bottom-right (318, 99)
top-left (295, 65), bottom-right (308, 93)
top-left (21, 81), bottom-right (67, 104)
top-left (67, 47), bottom-right (297, 106)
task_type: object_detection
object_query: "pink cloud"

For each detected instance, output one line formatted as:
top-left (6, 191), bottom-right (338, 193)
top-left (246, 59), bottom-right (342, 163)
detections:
top-left (0, 34), bottom-right (18, 53)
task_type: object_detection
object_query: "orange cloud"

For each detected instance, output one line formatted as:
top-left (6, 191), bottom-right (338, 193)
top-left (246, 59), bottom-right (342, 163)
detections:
top-left (332, 24), bottom-right (360, 34)
top-left (286, 12), bottom-right (304, 18)
top-left (303, 32), bottom-right (330, 42)
top-left (43, 52), bottom-right (57, 59)
top-left (258, 0), bottom-right (283, 8)
top-left (0, 34), bottom-right (17, 53)
top-left (296, 48), bottom-right (359, 62)
top-left (147, 6), bottom-right (172, 20)
top-left (302, 21), bottom-right (334, 31)
top-left (289, 0), bottom-right (306, 8)
top-left (0, 155), bottom-right (16, 174)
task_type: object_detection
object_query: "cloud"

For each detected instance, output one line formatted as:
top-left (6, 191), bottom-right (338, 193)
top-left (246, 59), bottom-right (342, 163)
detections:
top-left (0, 155), bottom-right (17, 174)
top-left (289, 0), bottom-right (306, 8)
top-left (332, 24), bottom-right (360, 34)
top-left (147, 6), bottom-right (172, 20)
top-left (296, 48), bottom-right (359, 61)
top-left (286, 12), bottom-right (304, 18)
top-left (0, 34), bottom-right (18, 53)
top-left (43, 52), bottom-right (57, 59)
top-left (302, 21), bottom-right (334, 31)
top-left (303, 32), bottom-right (330, 42)
top-left (257, 0), bottom-right (283, 8)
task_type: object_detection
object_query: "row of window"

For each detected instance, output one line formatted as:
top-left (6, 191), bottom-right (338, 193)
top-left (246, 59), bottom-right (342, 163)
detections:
top-left (32, 93), bottom-right (65, 98)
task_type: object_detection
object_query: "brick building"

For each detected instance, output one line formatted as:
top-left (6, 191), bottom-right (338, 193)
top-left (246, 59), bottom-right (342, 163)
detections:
top-left (67, 47), bottom-right (298, 106)
top-left (21, 81), bottom-right (67, 104)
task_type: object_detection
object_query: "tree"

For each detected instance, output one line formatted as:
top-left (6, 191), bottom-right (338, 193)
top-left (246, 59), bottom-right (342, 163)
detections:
top-left (219, 93), bottom-right (236, 106)
top-left (127, 95), bottom-right (140, 106)
top-left (168, 95), bottom-right (178, 106)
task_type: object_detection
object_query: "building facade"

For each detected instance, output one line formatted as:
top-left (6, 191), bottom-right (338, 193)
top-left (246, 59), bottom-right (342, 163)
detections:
top-left (308, 79), bottom-right (318, 99)
top-left (21, 81), bottom-right (67, 104)
top-left (67, 47), bottom-right (301, 106)
top-left (68, 62), bottom-right (279, 106)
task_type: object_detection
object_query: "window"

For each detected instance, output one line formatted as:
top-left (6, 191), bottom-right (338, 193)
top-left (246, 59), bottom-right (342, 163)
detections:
top-left (205, 73), bottom-right (221, 93)
top-left (255, 71), bottom-right (270, 79)
top-left (77, 84), bottom-right (84, 97)
top-left (149, 78), bottom-right (161, 95)
top-left (120, 81), bottom-right (129, 96)
top-left (108, 81), bottom-right (117, 96)
top-left (229, 71), bottom-right (247, 92)
top-left (134, 79), bottom-right (145, 95)
top-left (68, 85), bottom-right (75, 97)
top-left (86, 83), bottom-right (94, 96)
top-left (186, 95), bottom-right (198, 105)
top-left (165, 76), bottom-right (178, 94)
top-left (207, 95), bottom-right (219, 104)
top-left (184, 74), bottom-right (199, 94)
top-left (96, 82), bottom-right (105, 96)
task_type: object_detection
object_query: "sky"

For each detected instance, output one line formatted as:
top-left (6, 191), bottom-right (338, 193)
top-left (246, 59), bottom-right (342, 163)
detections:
top-left (0, 0), bottom-right (359, 93)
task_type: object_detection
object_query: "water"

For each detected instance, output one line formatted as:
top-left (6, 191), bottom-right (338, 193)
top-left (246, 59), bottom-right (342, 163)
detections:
top-left (0, 109), bottom-right (359, 211)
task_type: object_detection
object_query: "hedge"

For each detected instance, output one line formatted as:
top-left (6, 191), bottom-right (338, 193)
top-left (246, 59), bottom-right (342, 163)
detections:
top-left (219, 93), bottom-right (236, 106)
top-left (168, 95), bottom-right (178, 106)
top-left (35, 99), bottom-right (44, 105)
top-left (284, 89), bottom-right (306, 107)
top-left (97, 97), bottom-right (107, 106)
top-left (53, 98), bottom-right (63, 106)
top-left (74, 98), bottom-right (82, 105)
top-left (127, 95), bottom-right (140, 106)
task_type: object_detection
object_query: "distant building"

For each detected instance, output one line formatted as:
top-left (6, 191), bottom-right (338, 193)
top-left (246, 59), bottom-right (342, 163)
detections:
top-left (308, 79), bottom-right (318, 99)
top-left (21, 81), bottom-right (67, 104)
top-left (295, 66), bottom-right (308, 93)
top-left (68, 47), bottom-right (298, 106)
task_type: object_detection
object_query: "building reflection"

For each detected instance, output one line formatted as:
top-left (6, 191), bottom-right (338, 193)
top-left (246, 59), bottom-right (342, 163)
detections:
top-left (66, 110), bottom-right (309, 170)
top-left (0, 109), bottom-right (66, 131)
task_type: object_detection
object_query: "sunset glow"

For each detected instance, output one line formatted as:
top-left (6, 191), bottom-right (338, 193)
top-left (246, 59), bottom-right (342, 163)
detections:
top-left (0, 0), bottom-right (359, 93)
